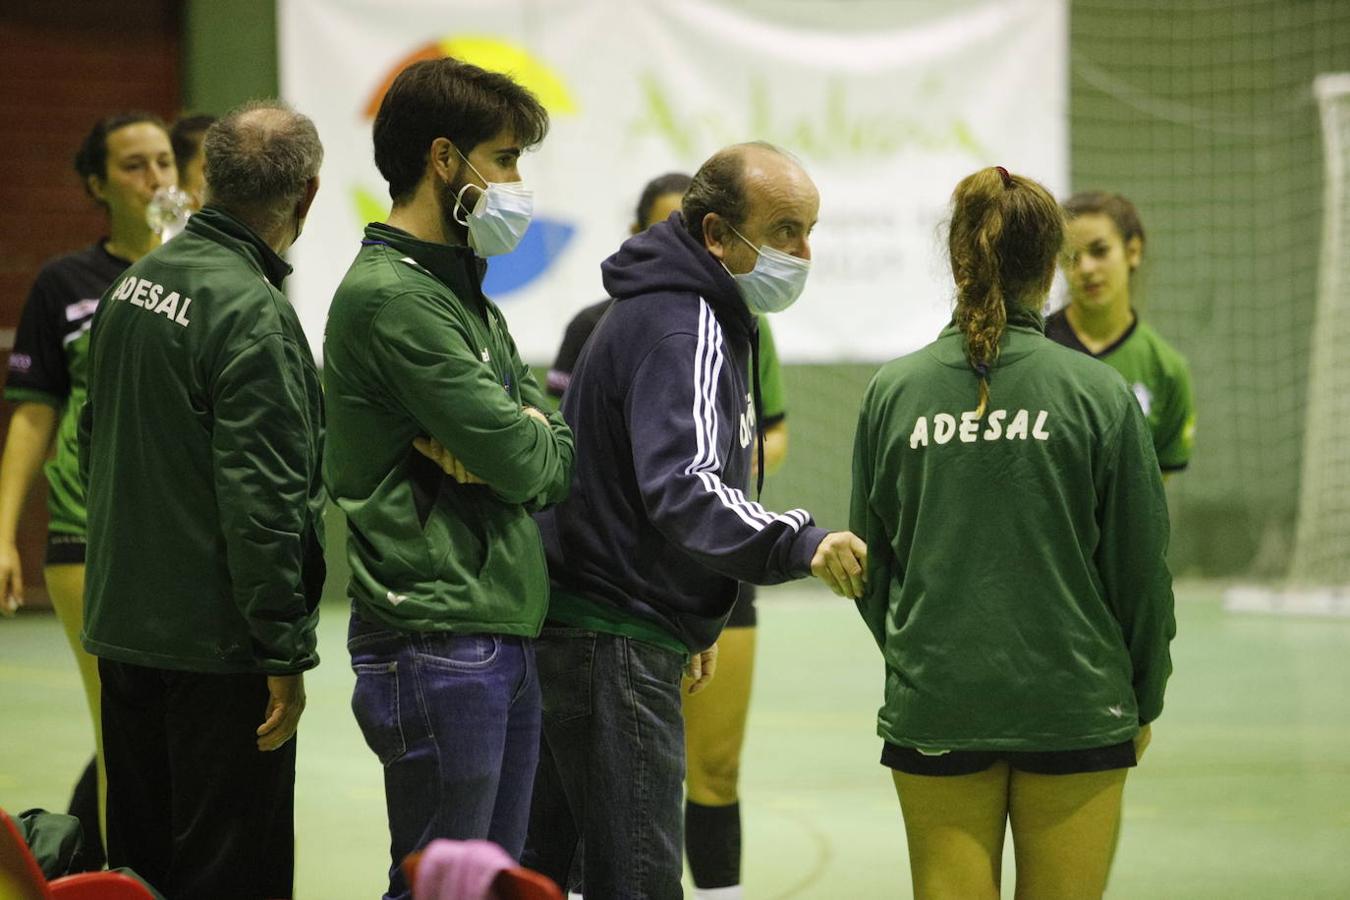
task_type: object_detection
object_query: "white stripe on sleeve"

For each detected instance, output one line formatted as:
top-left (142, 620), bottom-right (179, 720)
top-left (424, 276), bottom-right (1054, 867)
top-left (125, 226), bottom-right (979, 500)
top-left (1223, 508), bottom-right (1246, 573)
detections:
top-left (682, 298), bottom-right (804, 534)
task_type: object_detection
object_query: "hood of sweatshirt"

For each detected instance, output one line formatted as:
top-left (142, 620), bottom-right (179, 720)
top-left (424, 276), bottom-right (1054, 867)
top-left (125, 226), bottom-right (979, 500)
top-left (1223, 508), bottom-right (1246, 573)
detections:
top-left (601, 212), bottom-right (756, 345)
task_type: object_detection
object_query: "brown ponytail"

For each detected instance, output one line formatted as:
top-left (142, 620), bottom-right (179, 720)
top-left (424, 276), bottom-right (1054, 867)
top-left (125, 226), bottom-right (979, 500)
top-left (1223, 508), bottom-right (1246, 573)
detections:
top-left (948, 167), bottom-right (1064, 416)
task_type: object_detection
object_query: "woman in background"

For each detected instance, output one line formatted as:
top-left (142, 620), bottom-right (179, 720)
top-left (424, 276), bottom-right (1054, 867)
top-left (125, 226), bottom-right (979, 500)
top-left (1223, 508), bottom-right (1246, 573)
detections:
top-left (1048, 191), bottom-right (1195, 474)
top-left (0, 111), bottom-right (176, 867)
top-left (170, 113), bottom-right (217, 211)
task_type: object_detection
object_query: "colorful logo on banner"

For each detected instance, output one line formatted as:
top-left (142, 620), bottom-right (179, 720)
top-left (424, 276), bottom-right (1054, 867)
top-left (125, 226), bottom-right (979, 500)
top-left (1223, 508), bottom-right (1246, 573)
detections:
top-left (356, 36), bottom-right (577, 297)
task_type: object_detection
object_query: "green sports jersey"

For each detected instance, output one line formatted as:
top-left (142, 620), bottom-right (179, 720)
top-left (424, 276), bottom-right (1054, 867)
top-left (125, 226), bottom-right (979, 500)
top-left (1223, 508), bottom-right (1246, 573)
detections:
top-left (756, 318), bottom-right (787, 425)
top-left (4, 243), bottom-right (129, 537)
top-left (38, 333), bottom-right (90, 535)
top-left (1046, 309), bottom-right (1195, 472)
top-left (851, 308), bottom-right (1175, 751)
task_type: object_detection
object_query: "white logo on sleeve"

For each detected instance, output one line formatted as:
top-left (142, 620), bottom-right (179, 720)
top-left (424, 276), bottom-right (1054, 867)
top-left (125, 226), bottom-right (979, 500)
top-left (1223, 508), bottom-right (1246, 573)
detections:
top-left (386, 590), bottom-right (408, 606)
top-left (1131, 382), bottom-right (1153, 417)
top-left (1108, 704), bottom-right (1125, 718)
top-left (64, 298), bottom-right (100, 322)
top-left (738, 392), bottom-right (757, 448)
top-left (481, 348), bottom-right (491, 364)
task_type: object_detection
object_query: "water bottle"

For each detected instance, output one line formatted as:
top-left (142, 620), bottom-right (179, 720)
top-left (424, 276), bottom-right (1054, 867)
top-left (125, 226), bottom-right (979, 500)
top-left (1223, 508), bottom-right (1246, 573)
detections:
top-left (147, 186), bottom-right (192, 241)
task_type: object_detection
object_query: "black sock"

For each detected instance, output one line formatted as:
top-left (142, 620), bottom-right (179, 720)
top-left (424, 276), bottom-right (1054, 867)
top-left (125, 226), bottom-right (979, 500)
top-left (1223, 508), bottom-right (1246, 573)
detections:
top-left (685, 800), bottom-right (741, 888)
top-left (66, 755), bottom-right (105, 871)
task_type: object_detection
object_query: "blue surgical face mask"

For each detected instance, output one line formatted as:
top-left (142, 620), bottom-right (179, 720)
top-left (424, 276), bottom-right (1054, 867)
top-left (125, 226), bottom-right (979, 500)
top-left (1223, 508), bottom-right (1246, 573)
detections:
top-left (726, 223), bottom-right (811, 315)
top-left (452, 147), bottom-right (533, 257)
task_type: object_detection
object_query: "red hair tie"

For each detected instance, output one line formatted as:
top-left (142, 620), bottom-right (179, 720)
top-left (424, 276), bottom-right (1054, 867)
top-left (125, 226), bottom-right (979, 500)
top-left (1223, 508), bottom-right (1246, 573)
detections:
top-left (995, 166), bottom-right (1013, 188)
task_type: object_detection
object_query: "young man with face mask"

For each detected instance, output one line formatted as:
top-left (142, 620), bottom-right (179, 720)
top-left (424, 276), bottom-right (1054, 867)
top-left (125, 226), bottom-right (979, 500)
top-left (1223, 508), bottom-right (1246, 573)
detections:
top-left (322, 58), bottom-right (574, 900)
top-left (521, 141), bottom-right (868, 900)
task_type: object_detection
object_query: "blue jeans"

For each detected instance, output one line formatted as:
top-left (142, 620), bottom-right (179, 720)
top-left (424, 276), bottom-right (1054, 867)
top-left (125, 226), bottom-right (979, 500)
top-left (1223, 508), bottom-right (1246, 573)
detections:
top-left (348, 609), bottom-right (541, 900)
top-left (522, 627), bottom-right (687, 900)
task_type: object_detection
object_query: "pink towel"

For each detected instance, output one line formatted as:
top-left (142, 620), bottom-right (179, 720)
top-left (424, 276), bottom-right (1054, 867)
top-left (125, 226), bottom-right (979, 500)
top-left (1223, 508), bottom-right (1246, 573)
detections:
top-left (413, 839), bottom-right (516, 900)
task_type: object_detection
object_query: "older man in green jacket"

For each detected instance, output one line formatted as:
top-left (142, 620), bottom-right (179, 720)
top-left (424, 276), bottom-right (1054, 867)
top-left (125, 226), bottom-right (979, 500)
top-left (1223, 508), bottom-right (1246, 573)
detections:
top-left (79, 101), bottom-right (325, 900)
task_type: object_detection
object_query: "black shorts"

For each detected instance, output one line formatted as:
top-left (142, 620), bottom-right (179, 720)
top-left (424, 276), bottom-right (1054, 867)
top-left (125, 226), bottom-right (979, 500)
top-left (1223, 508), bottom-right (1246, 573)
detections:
top-left (45, 534), bottom-right (87, 566)
top-left (882, 739), bottom-right (1136, 776)
top-left (725, 584), bottom-right (757, 629)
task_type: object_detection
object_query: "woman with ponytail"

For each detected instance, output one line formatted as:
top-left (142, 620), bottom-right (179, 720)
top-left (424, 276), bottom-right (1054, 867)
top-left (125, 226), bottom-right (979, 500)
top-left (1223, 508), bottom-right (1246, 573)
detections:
top-left (849, 167), bottom-right (1175, 899)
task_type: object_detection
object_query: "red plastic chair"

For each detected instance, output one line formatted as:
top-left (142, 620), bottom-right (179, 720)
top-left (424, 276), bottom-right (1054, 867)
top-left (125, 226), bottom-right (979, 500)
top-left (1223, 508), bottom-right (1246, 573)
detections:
top-left (0, 808), bottom-right (156, 899)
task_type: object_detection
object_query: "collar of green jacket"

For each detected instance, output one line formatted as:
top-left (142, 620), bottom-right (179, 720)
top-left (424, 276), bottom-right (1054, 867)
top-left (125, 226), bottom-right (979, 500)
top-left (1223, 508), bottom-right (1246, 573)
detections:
top-left (940, 305), bottom-right (1046, 338)
top-left (1006, 306), bottom-right (1046, 333)
top-left (187, 207), bottom-right (293, 288)
top-left (935, 305), bottom-right (1048, 369)
top-left (362, 222), bottom-right (489, 304)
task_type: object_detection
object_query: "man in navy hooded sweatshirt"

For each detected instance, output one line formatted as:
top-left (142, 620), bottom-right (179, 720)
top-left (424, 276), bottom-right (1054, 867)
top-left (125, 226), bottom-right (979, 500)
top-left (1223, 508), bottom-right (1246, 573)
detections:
top-left (522, 142), bottom-right (868, 899)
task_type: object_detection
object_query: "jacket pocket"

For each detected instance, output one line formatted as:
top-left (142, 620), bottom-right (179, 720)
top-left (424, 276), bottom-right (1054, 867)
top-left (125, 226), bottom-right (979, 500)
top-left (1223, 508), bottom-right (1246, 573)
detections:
top-left (423, 479), bottom-right (488, 580)
top-left (405, 447), bottom-right (444, 528)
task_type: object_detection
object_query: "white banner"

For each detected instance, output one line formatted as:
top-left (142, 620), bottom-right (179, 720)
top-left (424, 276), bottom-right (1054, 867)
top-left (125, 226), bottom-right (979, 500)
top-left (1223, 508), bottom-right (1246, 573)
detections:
top-left (280, 0), bottom-right (1066, 363)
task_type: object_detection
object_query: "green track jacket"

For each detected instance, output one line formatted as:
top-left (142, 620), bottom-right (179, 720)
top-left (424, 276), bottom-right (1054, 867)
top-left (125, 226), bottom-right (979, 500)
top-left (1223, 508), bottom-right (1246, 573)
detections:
top-left (79, 208), bottom-right (325, 674)
top-left (850, 309), bottom-right (1175, 752)
top-left (323, 223), bottom-right (573, 634)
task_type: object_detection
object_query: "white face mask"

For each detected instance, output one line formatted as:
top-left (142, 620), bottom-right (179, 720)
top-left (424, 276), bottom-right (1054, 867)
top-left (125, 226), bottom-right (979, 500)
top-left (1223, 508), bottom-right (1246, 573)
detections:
top-left (726, 223), bottom-right (810, 315)
top-left (452, 148), bottom-right (533, 257)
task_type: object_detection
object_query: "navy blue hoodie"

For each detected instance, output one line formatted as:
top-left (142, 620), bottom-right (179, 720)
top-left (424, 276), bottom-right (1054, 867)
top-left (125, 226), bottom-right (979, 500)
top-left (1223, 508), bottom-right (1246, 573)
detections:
top-left (535, 214), bottom-right (828, 651)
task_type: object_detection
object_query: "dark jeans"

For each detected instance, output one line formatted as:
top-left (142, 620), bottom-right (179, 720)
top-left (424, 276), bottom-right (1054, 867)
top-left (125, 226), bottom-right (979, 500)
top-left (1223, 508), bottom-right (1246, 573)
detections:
top-left (348, 611), bottom-right (541, 900)
top-left (523, 627), bottom-right (687, 900)
top-left (98, 658), bottom-right (297, 900)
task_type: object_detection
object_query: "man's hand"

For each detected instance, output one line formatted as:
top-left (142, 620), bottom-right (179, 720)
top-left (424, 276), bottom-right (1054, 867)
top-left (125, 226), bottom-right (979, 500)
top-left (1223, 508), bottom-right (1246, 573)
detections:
top-left (413, 437), bottom-right (487, 485)
top-left (0, 542), bottom-right (24, 617)
top-left (811, 531), bottom-right (867, 599)
top-left (257, 673), bottom-right (306, 751)
top-left (684, 643), bottom-right (718, 695)
top-left (1134, 722), bottom-right (1152, 762)
top-left (522, 405), bottom-right (551, 425)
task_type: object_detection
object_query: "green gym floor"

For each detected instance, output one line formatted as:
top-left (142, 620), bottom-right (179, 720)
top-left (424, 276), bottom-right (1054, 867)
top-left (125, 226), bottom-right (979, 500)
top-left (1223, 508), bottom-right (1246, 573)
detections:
top-left (2, 581), bottom-right (1348, 898)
